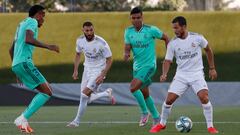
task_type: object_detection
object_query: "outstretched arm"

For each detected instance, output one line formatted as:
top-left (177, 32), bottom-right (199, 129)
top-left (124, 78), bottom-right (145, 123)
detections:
top-left (160, 60), bottom-right (172, 82)
top-left (96, 56), bottom-right (113, 84)
top-left (204, 45), bottom-right (217, 80)
top-left (72, 52), bottom-right (81, 80)
top-left (25, 30), bottom-right (60, 53)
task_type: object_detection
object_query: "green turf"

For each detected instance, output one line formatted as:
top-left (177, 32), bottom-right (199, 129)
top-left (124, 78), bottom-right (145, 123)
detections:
top-left (1, 12), bottom-right (240, 82)
top-left (0, 106), bottom-right (239, 135)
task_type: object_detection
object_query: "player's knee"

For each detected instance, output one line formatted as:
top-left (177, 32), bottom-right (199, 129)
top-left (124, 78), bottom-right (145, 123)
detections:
top-left (48, 91), bottom-right (52, 96)
top-left (165, 99), bottom-right (174, 105)
top-left (130, 86), bottom-right (138, 93)
top-left (130, 79), bottom-right (141, 93)
top-left (82, 88), bottom-right (92, 97)
top-left (200, 96), bottom-right (209, 104)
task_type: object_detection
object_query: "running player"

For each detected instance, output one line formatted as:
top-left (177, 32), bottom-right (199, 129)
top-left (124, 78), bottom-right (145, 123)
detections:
top-left (9, 5), bottom-right (59, 133)
top-left (67, 21), bottom-right (115, 127)
top-left (124, 7), bottom-right (169, 127)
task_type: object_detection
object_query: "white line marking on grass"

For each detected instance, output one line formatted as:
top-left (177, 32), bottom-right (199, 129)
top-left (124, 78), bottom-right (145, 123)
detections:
top-left (1, 121), bottom-right (240, 124)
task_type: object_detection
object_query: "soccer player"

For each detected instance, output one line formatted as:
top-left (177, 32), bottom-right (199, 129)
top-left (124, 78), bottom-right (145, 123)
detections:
top-left (9, 5), bottom-right (59, 133)
top-left (149, 16), bottom-right (219, 134)
top-left (67, 21), bottom-right (115, 127)
top-left (124, 7), bottom-right (169, 127)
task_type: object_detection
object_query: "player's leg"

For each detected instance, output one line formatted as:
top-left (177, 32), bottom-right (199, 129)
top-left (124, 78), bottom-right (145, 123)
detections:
top-left (139, 66), bottom-right (161, 126)
top-left (70, 87), bottom-right (92, 126)
top-left (141, 86), bottom-right (160, 125)
top-left (67, 69), bottom-right (89, 127)
top-left (192, 79), bottom-right (218, 134)
top-left (87, 66), bottom-right (116, 104)
top-left (150, 79), bottom-right (188, 133)
top-left (130, 78), bottom-right (149, 126)
top-left (89, 87), bottom-right (116, 105)
top-left (23, 83), bottom-right (52, 119)
top-left (12, 62), bottom-right (51, 133)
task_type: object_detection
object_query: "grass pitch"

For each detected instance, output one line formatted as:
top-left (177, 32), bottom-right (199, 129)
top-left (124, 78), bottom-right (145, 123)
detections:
top-left (0, 106), bottom-right (239, 135)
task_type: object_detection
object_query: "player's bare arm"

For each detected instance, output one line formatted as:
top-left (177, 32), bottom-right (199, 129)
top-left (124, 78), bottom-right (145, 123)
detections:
top-left (160, 60), bottom-right (172, 82)
top-left (72, 52), bottom-right (81, 80)
top-left (9, 41), bottom-right (15, 61)
top-left (204, 45), bottom-right (217, 80)
top-left (124, 44), bottom-right (131, 61)
top-left (96, 56), bottom-right (112, 85)
top-left (25, 30), bottom-right (60, 53)
top-left (161, 33), bottom-right (170, 48)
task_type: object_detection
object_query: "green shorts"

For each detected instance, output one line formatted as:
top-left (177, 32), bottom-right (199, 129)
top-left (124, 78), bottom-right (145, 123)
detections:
top-left (133, 65), bottom-right (156, 89)
top-left (12, 62), bottom-right (47, 90)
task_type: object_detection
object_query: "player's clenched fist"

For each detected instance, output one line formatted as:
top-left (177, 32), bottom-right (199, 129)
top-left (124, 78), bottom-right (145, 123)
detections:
top-left (160, 74), bottom-right (167, 82)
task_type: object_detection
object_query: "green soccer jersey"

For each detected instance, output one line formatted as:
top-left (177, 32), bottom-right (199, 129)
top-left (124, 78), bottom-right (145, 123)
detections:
top-left (12, 17), bottom-right (38, 66)
top-left (124, 24), bottom-right (163, 70)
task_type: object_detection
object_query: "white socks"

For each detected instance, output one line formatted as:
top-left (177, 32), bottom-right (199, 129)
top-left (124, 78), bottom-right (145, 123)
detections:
top-left (74, 93), bottom-right (89, 123)
top-left (160, 102), bottom-right (172, 125)
top-left (202, 101), bottom-right (213, 128)
top-left (89, 91), bottom-right (109, 103)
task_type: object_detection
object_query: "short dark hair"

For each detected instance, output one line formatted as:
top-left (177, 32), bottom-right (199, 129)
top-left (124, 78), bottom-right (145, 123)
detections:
top-left (130, 6), bottom-right (142, 15)
top-left (172, 16), bottom-right (187, 26)
top-left (83, 21), bottom-right (93, 27)
top-left (29, 5), bottom-right (45, 17)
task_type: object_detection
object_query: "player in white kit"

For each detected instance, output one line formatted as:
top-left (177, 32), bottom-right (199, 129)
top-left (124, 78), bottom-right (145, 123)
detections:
top-left (67, 21), bottom-right (115, 127)
top-left (149, 16), bottom-right (218, 134)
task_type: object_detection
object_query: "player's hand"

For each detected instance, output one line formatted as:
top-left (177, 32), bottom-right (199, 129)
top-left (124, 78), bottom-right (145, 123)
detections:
top-left (160, 74), bottom-right (167, 82)
top-left (16, 77), bottom-right (23, 86)
top-left (96, 73), bottom-right (105, 85)
top-left (209, 69), bottom-right (217, 80)
top-left (124, 54), bottom-right (130, 61)
top-left (47, 45), bottom-right (60, 53)
top-left (72, 71), bottom-right (79, 80)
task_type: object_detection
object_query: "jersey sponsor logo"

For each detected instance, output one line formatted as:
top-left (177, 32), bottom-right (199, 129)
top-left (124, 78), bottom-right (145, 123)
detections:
top-left (133, 41), bottom-right (149, 48)
top-left (179, 52), bottom-right (198, 60)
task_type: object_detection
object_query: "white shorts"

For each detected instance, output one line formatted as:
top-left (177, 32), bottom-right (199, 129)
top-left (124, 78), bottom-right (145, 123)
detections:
top-left (80, 66), bottom-right (104, 92)
top-left (168, 71), bottom-right (208, 96)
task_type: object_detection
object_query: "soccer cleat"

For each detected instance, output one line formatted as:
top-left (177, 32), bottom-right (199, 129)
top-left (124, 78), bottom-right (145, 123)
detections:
top-left (208, 127), bottom-right (219, 134)
top-left (106, 88), bottom-right (116, 105)
top-left (149, 123), bottom-right (166, 133)
top-left (139, 113), bottom-right (150, 127)
top-left (14, 115), bottom-right (34, 133)
top-left (66, 120), bottom-right (79, 127)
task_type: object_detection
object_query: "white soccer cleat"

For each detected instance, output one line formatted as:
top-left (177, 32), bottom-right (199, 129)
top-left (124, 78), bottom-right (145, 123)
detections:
top-left (139, 113), bottom-right (150, 127)
top-left (66, 120), bottom-right (79, 127)
top-left (106, 88), bottom-right (116, 105)
top-left (14, 114), bottom-right (34, 133)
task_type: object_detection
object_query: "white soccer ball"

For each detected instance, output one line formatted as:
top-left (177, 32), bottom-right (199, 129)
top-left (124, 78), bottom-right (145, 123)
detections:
top-left (175, 116), bottom-right (193, 133)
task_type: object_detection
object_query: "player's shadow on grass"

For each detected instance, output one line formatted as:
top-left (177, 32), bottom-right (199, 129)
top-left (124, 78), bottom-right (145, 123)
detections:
top-left (1, 52), bottom-right (240, 84)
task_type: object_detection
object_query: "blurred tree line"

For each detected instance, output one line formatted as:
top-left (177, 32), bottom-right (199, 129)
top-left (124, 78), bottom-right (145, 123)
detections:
top-left (0, 0), bottom-right (237, 12)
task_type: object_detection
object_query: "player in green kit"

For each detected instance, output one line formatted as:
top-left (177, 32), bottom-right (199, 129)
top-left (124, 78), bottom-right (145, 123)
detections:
top-left (124, 7), bottom-right (169, 128)
top-left (9, 5), bottom-right (59, 133)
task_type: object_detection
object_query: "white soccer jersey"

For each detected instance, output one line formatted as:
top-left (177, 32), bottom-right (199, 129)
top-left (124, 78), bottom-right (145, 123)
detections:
top-left (165, 32), bottom-right (208, 73)
top-left (76, 35), bottom-right (112, 68)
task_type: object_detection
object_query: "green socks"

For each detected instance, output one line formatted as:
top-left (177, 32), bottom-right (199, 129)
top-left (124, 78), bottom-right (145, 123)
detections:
top-left (23, 92), bottom-right (50, 120)
top-left (132, 90), bottom-right (148, 115)
top-left (145, 96), bottom-right (160, 119)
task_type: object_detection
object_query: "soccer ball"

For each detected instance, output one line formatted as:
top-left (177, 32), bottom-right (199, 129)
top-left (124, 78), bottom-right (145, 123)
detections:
top-left (175, 116), bottom-right (193, 133)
